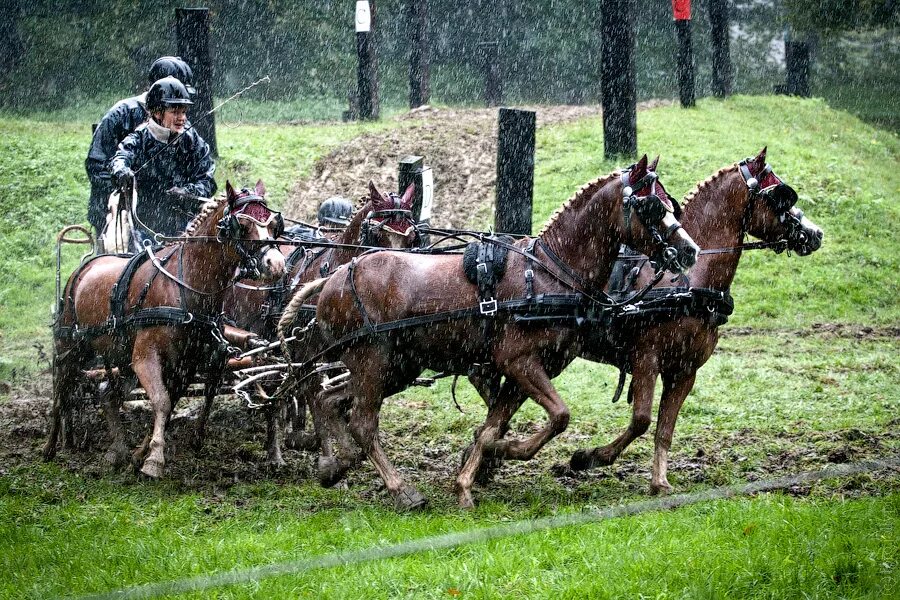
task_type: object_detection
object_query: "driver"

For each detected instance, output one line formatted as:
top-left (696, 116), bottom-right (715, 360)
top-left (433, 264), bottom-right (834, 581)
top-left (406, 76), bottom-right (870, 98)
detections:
top-left (109, 76), bottom-right (216, 246)
top-left (283, 196), bottom-right (354, 239)
top-left (85, 56), bottom-right (196, 238)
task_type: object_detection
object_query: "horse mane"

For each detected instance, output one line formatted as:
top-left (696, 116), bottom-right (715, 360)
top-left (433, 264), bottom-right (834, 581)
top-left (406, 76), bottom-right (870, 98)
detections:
top-left (538, 170), bottom-right (621, 236)
top-left (178, 195), bottom-right (227, 240)
top-left (681, 164), bottom-right (739, 209)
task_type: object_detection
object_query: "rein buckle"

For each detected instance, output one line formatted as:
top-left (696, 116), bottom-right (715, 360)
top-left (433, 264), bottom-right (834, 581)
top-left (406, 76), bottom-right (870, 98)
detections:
top-left (480, 298), bottom-right (498, 316)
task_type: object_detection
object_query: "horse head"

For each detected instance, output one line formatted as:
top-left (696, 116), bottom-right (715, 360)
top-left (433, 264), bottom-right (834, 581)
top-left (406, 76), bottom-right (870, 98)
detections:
top-left (219, 180), bottom-right (287, 280)
top-left (739, 147), bottom-right (824, 256)
top-left (362, 181), bottom-right (421, 249)
top-left (620, 154), bottom-right (699, 273)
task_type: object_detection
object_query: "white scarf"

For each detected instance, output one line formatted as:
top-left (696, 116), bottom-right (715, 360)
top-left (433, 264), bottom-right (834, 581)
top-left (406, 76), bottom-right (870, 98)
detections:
top-left (146, 117), bottom-right (172, 143)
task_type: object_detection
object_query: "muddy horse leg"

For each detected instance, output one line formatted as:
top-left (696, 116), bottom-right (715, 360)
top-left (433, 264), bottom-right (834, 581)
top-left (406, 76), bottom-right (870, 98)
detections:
top-left (347, 355), bottom-right (426, 510)
top-left (192, 356), bottom-right (227, 452)
top-left (456, 380), bottom-right (523, 509)
top-left (314, 383), bottom-right (362, 487)
top-left (101, 375), bottom-right (133, 470)
top-left (43, 352), bottom-right (78, 460)
top-left (264, 402), bottom-right (286, 468)
top-left (650, 371), bottom-right (696, 495)
top-left (132, 354), bottom-right (173, 479)
top-left (570, 355), bottom-right (658, 471)
top-left (486, 358), bottom-right (571, 461)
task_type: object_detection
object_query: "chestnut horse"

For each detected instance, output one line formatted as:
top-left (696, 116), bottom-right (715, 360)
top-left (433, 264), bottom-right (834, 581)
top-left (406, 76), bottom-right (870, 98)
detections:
top-left (44, 181), bottom-right (286, 478)
top-left (301, 155), bottom-right (700, 509)
top-left (568, 147), bottom-right (824, 493)
top-left (203, 182), bottom-right (420, 466)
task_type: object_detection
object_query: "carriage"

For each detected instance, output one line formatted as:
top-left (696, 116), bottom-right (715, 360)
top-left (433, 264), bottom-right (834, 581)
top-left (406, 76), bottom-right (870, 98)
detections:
top-left (45, 148), bottom-right (823, 509)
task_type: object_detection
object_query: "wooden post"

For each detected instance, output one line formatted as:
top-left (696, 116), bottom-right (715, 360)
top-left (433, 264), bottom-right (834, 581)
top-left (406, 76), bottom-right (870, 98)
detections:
top-left (495, 108), bottom-right (536, 235)
top-left (708, 0), bottom-right (733, 97)
top-left (785, 35), bottom-right (811, 97)
top-left (398, 155), bottom-right (434, 222)
top-left (356, 0), bottom-right (380, 120)
top-left (600, 0), bottom-right (636, 158)
top-left (673, 1), bottom-right (695, 108)
top-left (176, 7), bottom-right (217, 157)
top-left (406, 0), bottom-right (430, 109)
top-left (478, 41), bottom-right (502, 107)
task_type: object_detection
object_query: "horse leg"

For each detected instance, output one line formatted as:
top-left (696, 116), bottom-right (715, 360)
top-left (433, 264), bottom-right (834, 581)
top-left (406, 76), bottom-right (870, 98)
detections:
top-left (132, 354), bottom-right (173, 479)
top-left (456, 381), bottom-right (523, 509)
top-left (43, 352), bottom-right (78, 460)
top-left (347, 358), bottom-right (426, 511)
top-left (484, 357), bottom-right (571, 462)
top-left (264, 403), bottom-right (286, 468)
top-left (570, 355), bottom-right (658, 471)
top-left (101, 375), bottom-right (133, 470)
top-left (650, 371), bottom-right (696, 495)
top-left (192, 383), bottom-right (215, 452)
top-left (315, 384), bottom-right (363, 487)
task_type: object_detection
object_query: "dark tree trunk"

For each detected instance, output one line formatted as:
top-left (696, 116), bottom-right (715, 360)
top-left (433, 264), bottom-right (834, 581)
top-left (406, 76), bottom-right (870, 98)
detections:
top-left (708, 0), bottom-right (733, 97)
top-left (478, 41), bottom-right (502, 107)
top-left (357, 0), bottom-right (380, 120)
top-left (406, 0), bottom-right (430, 108)
top-left (495, 108), bottom-right (536, 235)
top-left (675, 19), bottom-right (696, 107)
top-left (600, 0), bottom-right (637, 158)
top-left (785, 38), bottom-right (811, 97)
top-left (176, 8), bottom-right (218, 158)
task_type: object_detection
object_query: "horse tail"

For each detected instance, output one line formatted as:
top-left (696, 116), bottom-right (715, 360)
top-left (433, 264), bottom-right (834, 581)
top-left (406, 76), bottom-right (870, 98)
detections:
top-left (277, 276), bottom-right (330, 341)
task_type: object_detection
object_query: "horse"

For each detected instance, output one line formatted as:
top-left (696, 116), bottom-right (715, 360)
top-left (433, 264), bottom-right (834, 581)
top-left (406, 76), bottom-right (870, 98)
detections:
top-left (43, 181), bottom-right (286, 479)
top-left (200, 181), bottom-right (421, 466)
top-left (565, 147), bottom-right (825, 493)
top-left (296, 154), bottom-right (700, 509)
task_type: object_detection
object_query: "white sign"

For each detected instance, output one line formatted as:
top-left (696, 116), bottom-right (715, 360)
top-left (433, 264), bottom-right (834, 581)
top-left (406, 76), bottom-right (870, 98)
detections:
top-left (419, 167), bottom-right (434, 221)
top-left (355, 1), bottom-right (371, 32)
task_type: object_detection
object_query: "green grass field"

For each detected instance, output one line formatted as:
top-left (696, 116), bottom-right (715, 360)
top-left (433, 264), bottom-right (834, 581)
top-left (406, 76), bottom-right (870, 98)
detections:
top-left (0, 96), bottom-right (898, 598)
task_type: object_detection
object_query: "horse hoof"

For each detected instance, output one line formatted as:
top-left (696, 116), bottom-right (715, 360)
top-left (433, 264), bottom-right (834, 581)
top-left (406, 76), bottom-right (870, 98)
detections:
top-left (286, 431), bottom-right (319, 452)
top-left (394, 485), bottom-right (427, 511)
top-left (140, 459), bottom-right (164, 479)
top-left (458, 490), bottom-right (476, 510)
top-left (317, 456), bottom-right (348, 488)
top-left (569, 449), bottom-right (594, 471)
top-left (649, 481), bottom-right (674, 496)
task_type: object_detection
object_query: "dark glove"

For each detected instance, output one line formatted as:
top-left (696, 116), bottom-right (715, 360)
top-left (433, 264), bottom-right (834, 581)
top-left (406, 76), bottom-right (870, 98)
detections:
top-left (114, 168), bottom-right (134, 192)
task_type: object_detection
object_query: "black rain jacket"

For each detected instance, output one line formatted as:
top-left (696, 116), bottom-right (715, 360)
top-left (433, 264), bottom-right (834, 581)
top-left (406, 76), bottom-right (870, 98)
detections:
top-left (85, 95), bottom-right (148, 232)
top-left (110, 124), bottom-right (217, 238)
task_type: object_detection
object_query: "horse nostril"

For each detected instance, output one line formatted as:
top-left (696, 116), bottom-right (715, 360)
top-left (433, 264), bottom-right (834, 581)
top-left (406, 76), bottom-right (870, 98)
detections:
top-left (681, 244), bottom-right (698, 267)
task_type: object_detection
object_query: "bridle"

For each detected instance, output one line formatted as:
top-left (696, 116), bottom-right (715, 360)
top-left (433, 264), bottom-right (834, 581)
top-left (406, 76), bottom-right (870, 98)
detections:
top-left (737, 159), bottom-right (811, 254)
top-left (361, 192), bottom-right (422, 247)
top-left (621, 167), bottom-right (686, 271)
top-left (216, 190), bottom-right (284, 279)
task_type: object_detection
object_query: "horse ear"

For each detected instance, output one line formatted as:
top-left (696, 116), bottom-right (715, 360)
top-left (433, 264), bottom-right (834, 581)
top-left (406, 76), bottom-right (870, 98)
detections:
top-left (752, 146), bottom-right (767, 169)
top-left (401, 183), bottom-right (415, 207)
top-left (255, 179), bottom-right (266, 197)
top-left (368, 180), bottom-right (382, 201)
top-left (648, 155), bottom-right (660, 172)
top-left (633, 154), bottom-right (649, 179)
top-left (225, 180), bottom-right (236, 204)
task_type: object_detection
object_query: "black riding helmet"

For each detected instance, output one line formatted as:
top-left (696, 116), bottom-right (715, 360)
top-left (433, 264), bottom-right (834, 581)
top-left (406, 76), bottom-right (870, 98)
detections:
top-left (145, 77), bottom-right (194, 112)
top-left (148, 56), bottom-right (196, 96)
top-left (318, 196), bottom-right (353, 226)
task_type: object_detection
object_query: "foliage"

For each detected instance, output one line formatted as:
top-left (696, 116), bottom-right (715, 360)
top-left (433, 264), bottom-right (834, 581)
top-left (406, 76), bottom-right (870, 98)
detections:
top-left (785, 0), bottom-right (899, 33)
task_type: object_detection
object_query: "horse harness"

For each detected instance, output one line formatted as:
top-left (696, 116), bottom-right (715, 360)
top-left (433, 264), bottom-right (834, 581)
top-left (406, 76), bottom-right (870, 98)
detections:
top-left (54, 246), bottom-right (226, 355)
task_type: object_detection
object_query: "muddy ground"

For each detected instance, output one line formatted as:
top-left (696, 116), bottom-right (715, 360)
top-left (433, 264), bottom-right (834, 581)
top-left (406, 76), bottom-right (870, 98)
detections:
top-left (282, 101), bottom-right (673, 227)
top-left (2, 341), bottom-right (897, 506)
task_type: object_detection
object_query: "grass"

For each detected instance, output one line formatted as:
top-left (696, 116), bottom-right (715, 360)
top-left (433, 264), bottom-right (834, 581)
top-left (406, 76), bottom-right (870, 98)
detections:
top-left (0, 466), bottom-right (896, 599)
top-left (0, 96), bottom-right (898, 598)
